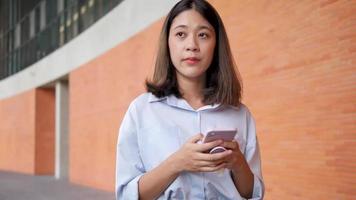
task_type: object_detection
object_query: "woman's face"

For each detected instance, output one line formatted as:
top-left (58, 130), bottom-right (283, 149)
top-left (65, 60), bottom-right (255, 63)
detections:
top-left (168, 9), bottom-right (216, 83)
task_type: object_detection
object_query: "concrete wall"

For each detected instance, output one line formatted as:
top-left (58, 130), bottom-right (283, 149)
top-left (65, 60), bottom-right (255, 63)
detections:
top-left (0, 0), bottom-right (179, 99)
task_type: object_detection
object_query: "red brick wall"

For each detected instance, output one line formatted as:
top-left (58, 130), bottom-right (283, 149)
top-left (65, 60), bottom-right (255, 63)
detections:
top-left (208, 0), bottom-right (356, 199)
top-left (68, 20), bottom-right (162, 191)
top-left (0, 90), bottom-right (36, 173)
top-left (0, 88), bottom-right (55, 175)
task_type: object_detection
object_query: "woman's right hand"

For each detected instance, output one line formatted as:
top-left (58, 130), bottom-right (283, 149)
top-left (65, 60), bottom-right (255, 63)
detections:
top-left (169, 133), bottom-right (232, 173)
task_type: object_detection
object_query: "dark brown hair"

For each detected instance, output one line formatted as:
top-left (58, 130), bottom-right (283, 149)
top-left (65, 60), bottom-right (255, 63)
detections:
top-left (146, 0), bottom-right (242, 106)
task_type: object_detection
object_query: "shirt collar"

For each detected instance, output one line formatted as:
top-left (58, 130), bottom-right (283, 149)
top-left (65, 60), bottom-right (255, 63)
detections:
top-left (148, 93), bottom-right (221, 112)
top-left (148, 93), bottom-right (167, 103)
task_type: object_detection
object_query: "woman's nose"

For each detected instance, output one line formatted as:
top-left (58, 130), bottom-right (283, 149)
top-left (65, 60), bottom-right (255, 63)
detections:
top-left (185, 35), bottom-right (199, 52)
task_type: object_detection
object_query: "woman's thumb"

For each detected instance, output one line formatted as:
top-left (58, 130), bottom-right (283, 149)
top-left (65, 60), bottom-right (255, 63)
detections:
top-left (188, 133), bottom-right (203, 143)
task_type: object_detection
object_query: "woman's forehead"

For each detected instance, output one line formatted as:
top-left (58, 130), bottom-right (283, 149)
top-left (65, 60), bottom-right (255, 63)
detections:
top-left (170, 9), bottom-right (214, 31)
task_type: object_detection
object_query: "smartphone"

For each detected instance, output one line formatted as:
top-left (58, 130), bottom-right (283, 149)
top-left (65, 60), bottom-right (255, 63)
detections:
top-left (202, 129), bottom-right (237, 143)
top-left (201, 129), bottom-right (237, 154)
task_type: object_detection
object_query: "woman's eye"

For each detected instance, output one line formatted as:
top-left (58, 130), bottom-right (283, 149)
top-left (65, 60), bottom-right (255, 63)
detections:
top-left (199, 33), bottom-right (209, 39)
top-left (176, 32), bottom-right (185, 38)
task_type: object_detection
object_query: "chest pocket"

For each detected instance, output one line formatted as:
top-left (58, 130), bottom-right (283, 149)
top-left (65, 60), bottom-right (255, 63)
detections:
top-left (137, 124), bottom-right (181, 171)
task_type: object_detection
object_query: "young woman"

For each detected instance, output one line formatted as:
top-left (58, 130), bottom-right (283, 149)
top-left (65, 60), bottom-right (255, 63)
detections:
top-left (116, 0), bottom-right (264, 199)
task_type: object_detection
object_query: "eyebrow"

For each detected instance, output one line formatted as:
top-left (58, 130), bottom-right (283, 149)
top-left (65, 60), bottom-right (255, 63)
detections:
top-left (172, 24), bottom-right (214, 32)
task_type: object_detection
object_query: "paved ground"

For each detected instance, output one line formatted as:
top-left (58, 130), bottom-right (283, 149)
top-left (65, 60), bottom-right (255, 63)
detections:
top-left (0, 170), bottom-right (115, 200)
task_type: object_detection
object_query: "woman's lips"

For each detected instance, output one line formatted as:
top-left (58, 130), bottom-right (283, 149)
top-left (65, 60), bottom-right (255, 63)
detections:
top-left (183, 57), bottom-right (200, 65)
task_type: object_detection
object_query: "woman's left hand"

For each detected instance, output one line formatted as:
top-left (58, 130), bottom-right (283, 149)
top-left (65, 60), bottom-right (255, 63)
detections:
top-left (220, 140), bottom-right (254, 198)
top-left (220, 140), bottom-right (249, 173)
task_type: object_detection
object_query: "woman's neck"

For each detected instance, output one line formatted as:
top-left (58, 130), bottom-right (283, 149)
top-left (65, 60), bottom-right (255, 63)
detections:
top-left (177, 75), bottom-right (206, 109)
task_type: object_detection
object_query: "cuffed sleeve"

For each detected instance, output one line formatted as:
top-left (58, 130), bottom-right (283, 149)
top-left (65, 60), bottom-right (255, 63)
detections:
top-left (244, 111), bottom-right (265, 200)
top-left (251, 174), bottom-right (264, 199)
top-left (115, 102), bottom-right (145, 200)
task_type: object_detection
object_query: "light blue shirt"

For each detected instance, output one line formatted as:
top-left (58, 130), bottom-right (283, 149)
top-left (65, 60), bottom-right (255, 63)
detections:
top-left (116, 93), bottom-right (264, 200)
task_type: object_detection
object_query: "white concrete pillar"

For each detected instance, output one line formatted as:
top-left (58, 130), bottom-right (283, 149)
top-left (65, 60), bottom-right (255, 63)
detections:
top-left (55, 80), bottom-right (69, 179)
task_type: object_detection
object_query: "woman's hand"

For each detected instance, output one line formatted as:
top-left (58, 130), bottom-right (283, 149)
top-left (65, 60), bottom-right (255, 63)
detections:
top-left (220, 140), bottom-right (248, 173)
top-left (221, 140), bottom-right (254, 198)
top-left (169, 133), bottom-right (232, 173)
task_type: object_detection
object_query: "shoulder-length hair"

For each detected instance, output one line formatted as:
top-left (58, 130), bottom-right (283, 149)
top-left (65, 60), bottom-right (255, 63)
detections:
top-left (146, 0), bottom-right (242, 106)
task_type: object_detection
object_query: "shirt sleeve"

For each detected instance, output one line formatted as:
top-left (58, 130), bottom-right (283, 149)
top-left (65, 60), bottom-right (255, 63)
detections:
top-left (115, 102), bottom-right (145, 200)
top-left (244, 110), bottom-right (265, 200)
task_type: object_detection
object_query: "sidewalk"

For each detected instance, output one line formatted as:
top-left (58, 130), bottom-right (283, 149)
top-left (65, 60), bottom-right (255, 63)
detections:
top-left (0, 170), bottom-right (115, 200)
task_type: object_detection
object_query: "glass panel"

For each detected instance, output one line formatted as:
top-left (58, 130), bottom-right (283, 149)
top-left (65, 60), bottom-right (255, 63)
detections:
top-left (0, 0), bottom-right (123, 80)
